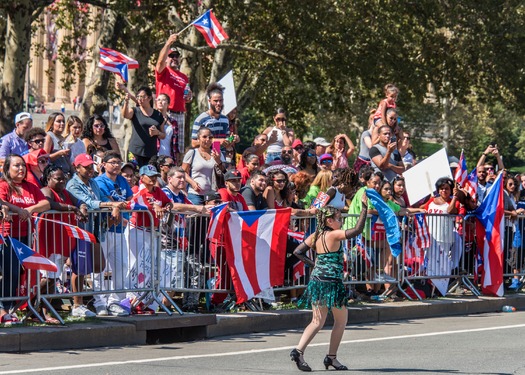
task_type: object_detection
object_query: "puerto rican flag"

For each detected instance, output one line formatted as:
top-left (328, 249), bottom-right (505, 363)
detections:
top-left (192, 9), bottom-right (229, 48)
top-left (63, 224), bottom-right (97, 243)
top-left (128, 184), bottom-right (149, 210)
top-left (208, 208), bottom-right (291, 304)
top-left (465, 168), bottom-right (478, 200)
top-left (3, 235), bottom-right (58, 272)
top-left (474, 172), bottom-right (504, 296)
top-left (454, 150), bottom-right (468, 187)
top-left (413, 213), bottom-right (431, 249)
top-left (98, 47), bottom-right (139, 82)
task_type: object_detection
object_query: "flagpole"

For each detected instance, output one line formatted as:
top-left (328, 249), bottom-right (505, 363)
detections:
top-left (177, 9), bottom-right (212, 36)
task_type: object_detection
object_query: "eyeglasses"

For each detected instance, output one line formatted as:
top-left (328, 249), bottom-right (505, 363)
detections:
top-left (106, 160), bottom-right (122, 166)
top-left (282, 150), bottom-right (293, 154)
top-left (93, 124), bottom-right (106, 129)
top-left (200, 135), bottom-right (214, 139)
top-left (163, 163), bottom-right (176, 168)
top-left (321, 159), bottom-right (333, 164)
top-left (136, 95), bottom-right (149, 100)
top-left (31, 138), bottom-right (45, 144)
top-left (275, 117), bottom-right (287, 122)
top-left (273, 179), bottom-right (286, 183)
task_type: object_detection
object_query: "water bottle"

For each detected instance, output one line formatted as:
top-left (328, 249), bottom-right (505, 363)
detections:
top-left (502, 305), bottom-right (516, 312)
top-left (183, 83), bottom-right (190, 97)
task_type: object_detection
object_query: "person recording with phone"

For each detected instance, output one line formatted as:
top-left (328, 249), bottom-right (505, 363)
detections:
top-left (476, 143), bottom-right (505, 203)
top-left (262, 108), bottom-right (295, 164)
top-left (369, 125), bottom-right (405, 182)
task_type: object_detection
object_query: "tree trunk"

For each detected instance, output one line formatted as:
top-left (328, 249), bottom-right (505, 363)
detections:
top-left (79, 7), bottom-right (123, 123)
top-left (0, 1), bottom-right (34, 135)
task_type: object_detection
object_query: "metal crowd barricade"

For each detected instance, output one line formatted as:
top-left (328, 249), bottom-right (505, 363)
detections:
top-left (502, 214), bottom-right (525, 289)
top-left (34, 208), bottom-right (170, 324)
top-left (0, 213), bottom-right (37, 322)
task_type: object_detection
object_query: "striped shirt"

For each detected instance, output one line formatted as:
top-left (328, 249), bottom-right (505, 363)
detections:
top-left (191, 112), bottom-right (229, 140)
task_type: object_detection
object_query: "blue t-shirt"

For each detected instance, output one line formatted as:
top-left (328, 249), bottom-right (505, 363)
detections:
top-left (95, 174), bottom-right (133, 233)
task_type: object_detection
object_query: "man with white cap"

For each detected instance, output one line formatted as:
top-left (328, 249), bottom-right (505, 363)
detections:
top-left (313, 137), bottom-right (330, 159)
top-left (0, 112), bottom-right (33, 162)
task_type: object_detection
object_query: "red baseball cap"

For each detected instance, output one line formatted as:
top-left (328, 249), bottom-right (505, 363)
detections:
top-left (292, 139), bottom-right (303, 149)
top-left (74, 153), bottom-right (95, 167)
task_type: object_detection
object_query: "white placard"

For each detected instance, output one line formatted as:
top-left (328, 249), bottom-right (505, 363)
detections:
top-left (218, 70), bottom-right (237, 115)
top-left (403, 148), bottom-right (453, 205)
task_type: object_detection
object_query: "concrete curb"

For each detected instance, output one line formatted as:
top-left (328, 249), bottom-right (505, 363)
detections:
top-left (1, 294), bottom-right (524, 352)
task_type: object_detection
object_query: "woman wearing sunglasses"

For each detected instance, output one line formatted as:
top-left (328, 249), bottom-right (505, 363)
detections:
top-left (23, 149), bottom-right (50, 188)
top-left (81, 114), bottom-right (120, 158)
top-left (262, 108), bottom-right (295, 164)
top-left (43, 112), bottom-right (72, 177)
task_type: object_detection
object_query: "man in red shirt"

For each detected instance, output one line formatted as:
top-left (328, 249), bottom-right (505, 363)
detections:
top-left (212, 169), bottom-right (248, 307)
top-left (155, 33), bottom-right (193, 159)
top-left (218, 169), bottom-right (248, 211)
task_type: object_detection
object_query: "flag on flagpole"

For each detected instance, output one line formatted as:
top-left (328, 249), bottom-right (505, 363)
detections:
top-left (36, 217), bottom-right (98, 243)
top-left (4, 236), bottom-right (58, 272)
top-left (208, 208), bottom-right (291, 304)
top-left (191, 9), bottom-right (229, 48)
top-left (465, 168), bottom-right (478, 199)
top-left (474, 172), bottom-right (504, 296)
top-left (454, 150), bottom-right (468, 187)
top-left (98, 47), bottom-right (139, 82)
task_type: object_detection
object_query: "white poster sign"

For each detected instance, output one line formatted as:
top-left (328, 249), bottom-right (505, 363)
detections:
top-left (218, 70), bottom-right (237, 115)
top-left (403, 148), bottom-right (453, 205)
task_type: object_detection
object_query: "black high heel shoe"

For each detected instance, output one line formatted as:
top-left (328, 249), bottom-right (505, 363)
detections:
top-left (324, 355), bottom-right (348, 370)
top-left (290, 349), bottom-right (312, 372)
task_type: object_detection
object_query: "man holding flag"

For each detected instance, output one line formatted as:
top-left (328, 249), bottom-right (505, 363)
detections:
top-left (155, 33), bottom-right (193, 163)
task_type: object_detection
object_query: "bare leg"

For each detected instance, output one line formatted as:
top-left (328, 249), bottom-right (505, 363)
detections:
top-left (71, 273), bottom-right (84, 307)
top-left (327, 306), bottom-right (348, 367)
top-left (296, 305), bottom-right (328, 361)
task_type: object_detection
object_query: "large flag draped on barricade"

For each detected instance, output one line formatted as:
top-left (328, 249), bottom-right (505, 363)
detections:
top-left (365, 188), bottom-right (402, 257)
top-left (207, 205), bottom-right (292, 304)
top-left (98, 47), bottom-right (139, 82)
top-left (474, 173), bottom-right (504, 296)
top-left (191, 9), bottom-right (229, 48)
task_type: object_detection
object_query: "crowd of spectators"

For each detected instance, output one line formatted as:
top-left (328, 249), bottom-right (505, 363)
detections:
top-left (0, 34), bottom-right (522, 323)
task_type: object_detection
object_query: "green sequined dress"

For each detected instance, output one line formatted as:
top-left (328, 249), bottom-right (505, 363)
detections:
top-left (298, 244), bottom-right (347, 310)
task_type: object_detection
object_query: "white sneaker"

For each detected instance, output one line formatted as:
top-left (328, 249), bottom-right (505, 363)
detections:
top-left (107, 303), bottom-right (129, 317)
top-left (376, 273), bottom-right (396, 282)
top-left (95, 305), bottom-right (109, 316)
top-left (72, 305), bottom-right (96, 318)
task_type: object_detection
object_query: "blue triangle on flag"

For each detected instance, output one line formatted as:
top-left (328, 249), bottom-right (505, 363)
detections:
top-left (237, 210), bottom-right (265, 227)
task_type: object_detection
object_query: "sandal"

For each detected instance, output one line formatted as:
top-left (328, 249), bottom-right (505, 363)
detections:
top-left (132, 302), bottom-right (156, 315)
top-left (1, 313), bottom-right (21, 325)
top-left (45, 316), bottom-right (61, 325)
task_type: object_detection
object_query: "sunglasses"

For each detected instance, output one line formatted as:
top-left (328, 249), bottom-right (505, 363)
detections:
top-left (163, 163), bottom-right (176, 168)
top-left (307, 153), bottom-right (315, 157)
top-left (273, 179), bottom-right (286, 183)
top-left (321, 159), bottom-right (333, 164)
top-left (275, 117), bottom-right (287, 122)
top-left (31, 138), bottom-right (45, 144)
top-left (38, 158), bottom-right (50, 165)
top-left (93, 124), bottom-right (106, 129)
top-left (282, 150), bottom-right (293, 154)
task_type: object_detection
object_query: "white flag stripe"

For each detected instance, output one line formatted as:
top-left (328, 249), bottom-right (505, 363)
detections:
top-left (228, 214), bottom-right (254, 298)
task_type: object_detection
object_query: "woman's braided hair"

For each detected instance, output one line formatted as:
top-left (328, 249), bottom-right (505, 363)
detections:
top-left (311, 205), bottom-right (340, 248)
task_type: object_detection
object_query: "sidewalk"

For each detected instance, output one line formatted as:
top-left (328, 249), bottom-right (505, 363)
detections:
top-left (1, 294), bottom-right (524, 353)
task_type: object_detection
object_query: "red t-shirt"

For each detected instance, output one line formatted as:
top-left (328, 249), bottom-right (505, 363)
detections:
top-left (0, 179), bottom-right (46, 237)
top-left (218, 188), bottom-right (248, 211)
top-left (130, 185), bottom-right (172, 228)
top-left (155, 67), bottom-right (189, 112)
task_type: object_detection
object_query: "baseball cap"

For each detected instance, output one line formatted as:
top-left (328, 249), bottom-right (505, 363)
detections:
top-left (204, 192), bottom-right (221, 202)
top-left (313, 137), bottom-right (330, 147)
top-left (168, 48), bottom-right (180, 58)
top-left (319, 153), bottom-right (333, 163)
top-left (15, 112), bottom-right (32, 124)
top-left (139, 164), bottom-right (161, 177)
top-left (292, 139), bottom-right (303, 149)
top-left (74, 153), bottom-right (95, 167)
top-left (224, 169), bottom-right (242, 181)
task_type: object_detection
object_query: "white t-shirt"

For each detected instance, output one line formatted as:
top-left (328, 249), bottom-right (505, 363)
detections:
top-left (183, 149), bottom-right (216, 195)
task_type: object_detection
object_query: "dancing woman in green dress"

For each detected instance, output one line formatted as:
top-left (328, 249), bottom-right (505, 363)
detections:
top-left (291, 193), bottom-right (368, 372)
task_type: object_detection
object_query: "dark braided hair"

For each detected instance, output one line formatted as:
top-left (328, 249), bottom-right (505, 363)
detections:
top-left (42, 164), bottom-right (64, 187)
top-left (333, 167), bottom-right (360, 200)
top-left (311, 205), bottom-right (341, 248)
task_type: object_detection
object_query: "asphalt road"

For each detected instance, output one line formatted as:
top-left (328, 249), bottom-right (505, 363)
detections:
top-left (1, 311), bottom-right (525, 375)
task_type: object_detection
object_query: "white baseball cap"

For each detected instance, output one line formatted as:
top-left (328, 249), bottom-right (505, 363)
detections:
top-left (15, 112), bottom-right (32, 124)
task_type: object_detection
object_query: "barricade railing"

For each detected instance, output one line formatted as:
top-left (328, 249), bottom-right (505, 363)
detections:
top-left (14, 208), bottom-right (525, 324)
top-left (0, 213), bottom-right (38, 322)
top-left (34, 208), bottom-right (173, 324)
